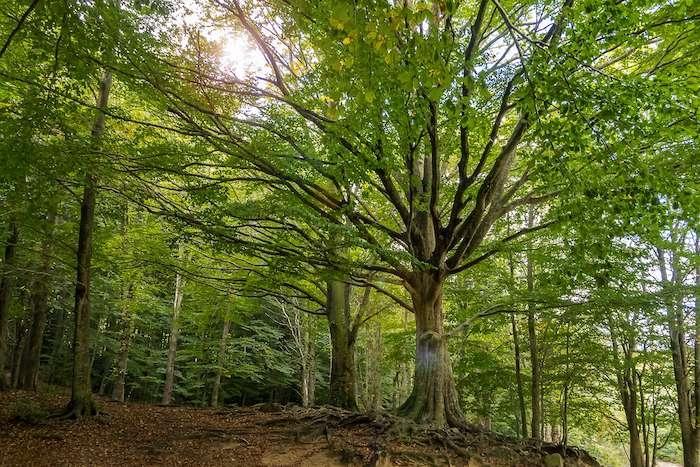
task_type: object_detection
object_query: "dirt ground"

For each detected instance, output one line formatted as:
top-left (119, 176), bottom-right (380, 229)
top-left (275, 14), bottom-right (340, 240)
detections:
top-left (0, 390), bottom-right (599, 466)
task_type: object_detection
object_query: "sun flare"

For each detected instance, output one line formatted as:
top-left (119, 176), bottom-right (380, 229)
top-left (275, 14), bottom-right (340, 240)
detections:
top-left (218, 32), bottom-right (267, 79)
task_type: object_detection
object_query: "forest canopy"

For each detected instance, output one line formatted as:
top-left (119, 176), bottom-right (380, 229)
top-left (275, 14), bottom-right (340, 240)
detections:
top-left (0, 0), bottom-right (697, 465)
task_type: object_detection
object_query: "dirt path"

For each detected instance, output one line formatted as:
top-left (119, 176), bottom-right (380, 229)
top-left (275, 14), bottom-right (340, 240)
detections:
top-left (0, 390), bottom-right (598, 466)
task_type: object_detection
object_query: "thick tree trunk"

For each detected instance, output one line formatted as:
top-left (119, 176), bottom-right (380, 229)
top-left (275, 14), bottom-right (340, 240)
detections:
top-left (0, 221), bottom-right (19, 390)
top-left (327, 279), bottom-right (357, 410)
top-left (18, 209), bottom-right (56, 390)
top-left (210, 317), bottom-right (230, 407)
top-left (511, 314), bottom-right (527, 437)
top-left (398, 272), bottom-right (464, 427)
top-left (162, 258), bottom-right (184, 405)
top-left (64, 70), bottom-right (112, 418)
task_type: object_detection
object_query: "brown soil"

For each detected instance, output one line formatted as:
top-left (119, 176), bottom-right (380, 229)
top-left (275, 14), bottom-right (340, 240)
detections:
top-left (0, 390), bottom-right (599, 466)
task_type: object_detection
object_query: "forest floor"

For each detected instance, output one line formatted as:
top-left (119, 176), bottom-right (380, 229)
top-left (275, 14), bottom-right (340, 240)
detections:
top-left (0, 389), bottom-right (600, 466)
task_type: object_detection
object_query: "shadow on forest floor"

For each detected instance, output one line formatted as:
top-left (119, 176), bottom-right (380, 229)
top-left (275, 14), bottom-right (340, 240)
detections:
top-left (0, 390), bottom-right (599, 466)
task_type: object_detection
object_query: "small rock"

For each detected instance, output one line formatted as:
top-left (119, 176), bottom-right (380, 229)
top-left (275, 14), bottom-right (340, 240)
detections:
top-left (543, 453), bottom-right (564, 467)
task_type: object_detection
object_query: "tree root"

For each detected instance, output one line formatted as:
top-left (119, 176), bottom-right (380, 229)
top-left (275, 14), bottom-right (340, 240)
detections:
top-left (243, 404), bottom-right (601, 466)
top-left (51, 398), bottom-right (99, 420)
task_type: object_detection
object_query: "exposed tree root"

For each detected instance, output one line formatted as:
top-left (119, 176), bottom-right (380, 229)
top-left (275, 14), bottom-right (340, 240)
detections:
top-left (51, 398), bottom-right (99, 420)
top-left (245, 404), bottom-right (601, 466)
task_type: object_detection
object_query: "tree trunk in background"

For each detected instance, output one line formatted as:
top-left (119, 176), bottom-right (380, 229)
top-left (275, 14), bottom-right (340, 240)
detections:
top-left (327, 279), bottom-right (357, 410)
top-left (360, 318), bottom-right (383, 412)
top-left (526, 209), bottom-right (541, 439)
top-left (392, 362), bottom-right (412, 409)
top-left (18, 208), bottom-right (56, 390)
top-left (609, 317), bottom-right (644, 467)
top-left (511, 314), bottom-right (527, 438)
top-left (527, 274), bottom-right (541, 439)
top-left (162, 254), bottom-right (184, 406)
top-left (0, 221), bottom-right (19, 390)
top-left (398, 271), bottom-right (464, 427)
top-left (659, 247), bottom-right (697, 467)
top-left (693, 235), bottom-right (700, 467)
top-left (638, 371), bottom-right (650, 467)
top-left (64, 70), bottom-right (112, 418)
top-left (112, 293), bottom-right (135, 403)
top-left (11, 318), bottom-right (27, 389)
top-left (47, 304), bottom-right (66, 384)
top-left (365, 320), bottom-right (382, 412)
top-left (210, 317), bottom-right (230, 407)
top-left (300, 320), bottom-right (316, 407)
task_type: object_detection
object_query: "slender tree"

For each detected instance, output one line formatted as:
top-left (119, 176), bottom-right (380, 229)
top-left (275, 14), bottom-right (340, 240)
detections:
top-left (162, 246), bottom-right (185, 405)
top-left (63, 70), bottom-right (112, 417)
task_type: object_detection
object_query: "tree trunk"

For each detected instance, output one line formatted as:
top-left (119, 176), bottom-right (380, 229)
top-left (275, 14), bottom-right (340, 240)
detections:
top-left (67, 177), bottom-right (98, 416)
top-left (511, 314), bottom-right (527, 437)
top-left (638, 371), bottom-right (650, 467)
top-left (18, 209), bottom-right (56, 390)
top-left (47, 303), bottom-right (66, 384)
top-left (64, 70), bottom-right (112, 418)
top-left (659, 247), bottom-right (696, 466)
top-left (300, 320), bottom-right (316, 407)
top-left (0, 221), bottom-right (19, 390)
top-left (327, 279), bottom-right (357, 409)
top-left (162, 253), bottom-right (184, 406)
top-left (210, 317), bottom-right (230, 407)
top-left (112, 295), bottom-right (135, 403)
top-left (609, 317), bottom-right (644, 467)
top-left (398, 271), bottom-right (464, 427)
top-left (693, 235), bottom-right (700, 467)
top-left (365, 320), bottom-right (382, 412)
top-left (526, 269), bottom-right (541, 438)
top-left (11, 318), bottom-right (27, 389)
top-left (624, 388), bottom-right (645, 467)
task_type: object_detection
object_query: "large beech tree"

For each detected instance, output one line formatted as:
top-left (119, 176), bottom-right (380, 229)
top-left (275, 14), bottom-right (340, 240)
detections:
top-left (85, 0), bottom-right (693, 426)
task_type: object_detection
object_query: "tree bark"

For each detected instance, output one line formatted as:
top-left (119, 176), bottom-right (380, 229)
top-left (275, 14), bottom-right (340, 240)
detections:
top-left (608, 313), bottom-right (644, 467)
top-left (659, 247), bottom-right (696, 466)
top-left (162, 251), bottom-right (184, 406)
top-left (511, 314), bottom-right (528, 437)
top-left (64, 70), bottom-right (112, 418)
top-left (210, 317), bottom-right (230, 407)
top-left (693, 235), bottom-right (700, 467)
top-left (398, 271), bottom-right (464, 427)
top-left (365, 320), bottom-right (383, 412)
top-left (300, 319), bottom-right (316, 407)
top-left (327, 279), bottom-right (357, 410)
top-left (18, 208), bottom-right (56, 390)
top-left (11, 318), bottom-right (27, 389)
top-left (0, 221), bottom-right (19, 390)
